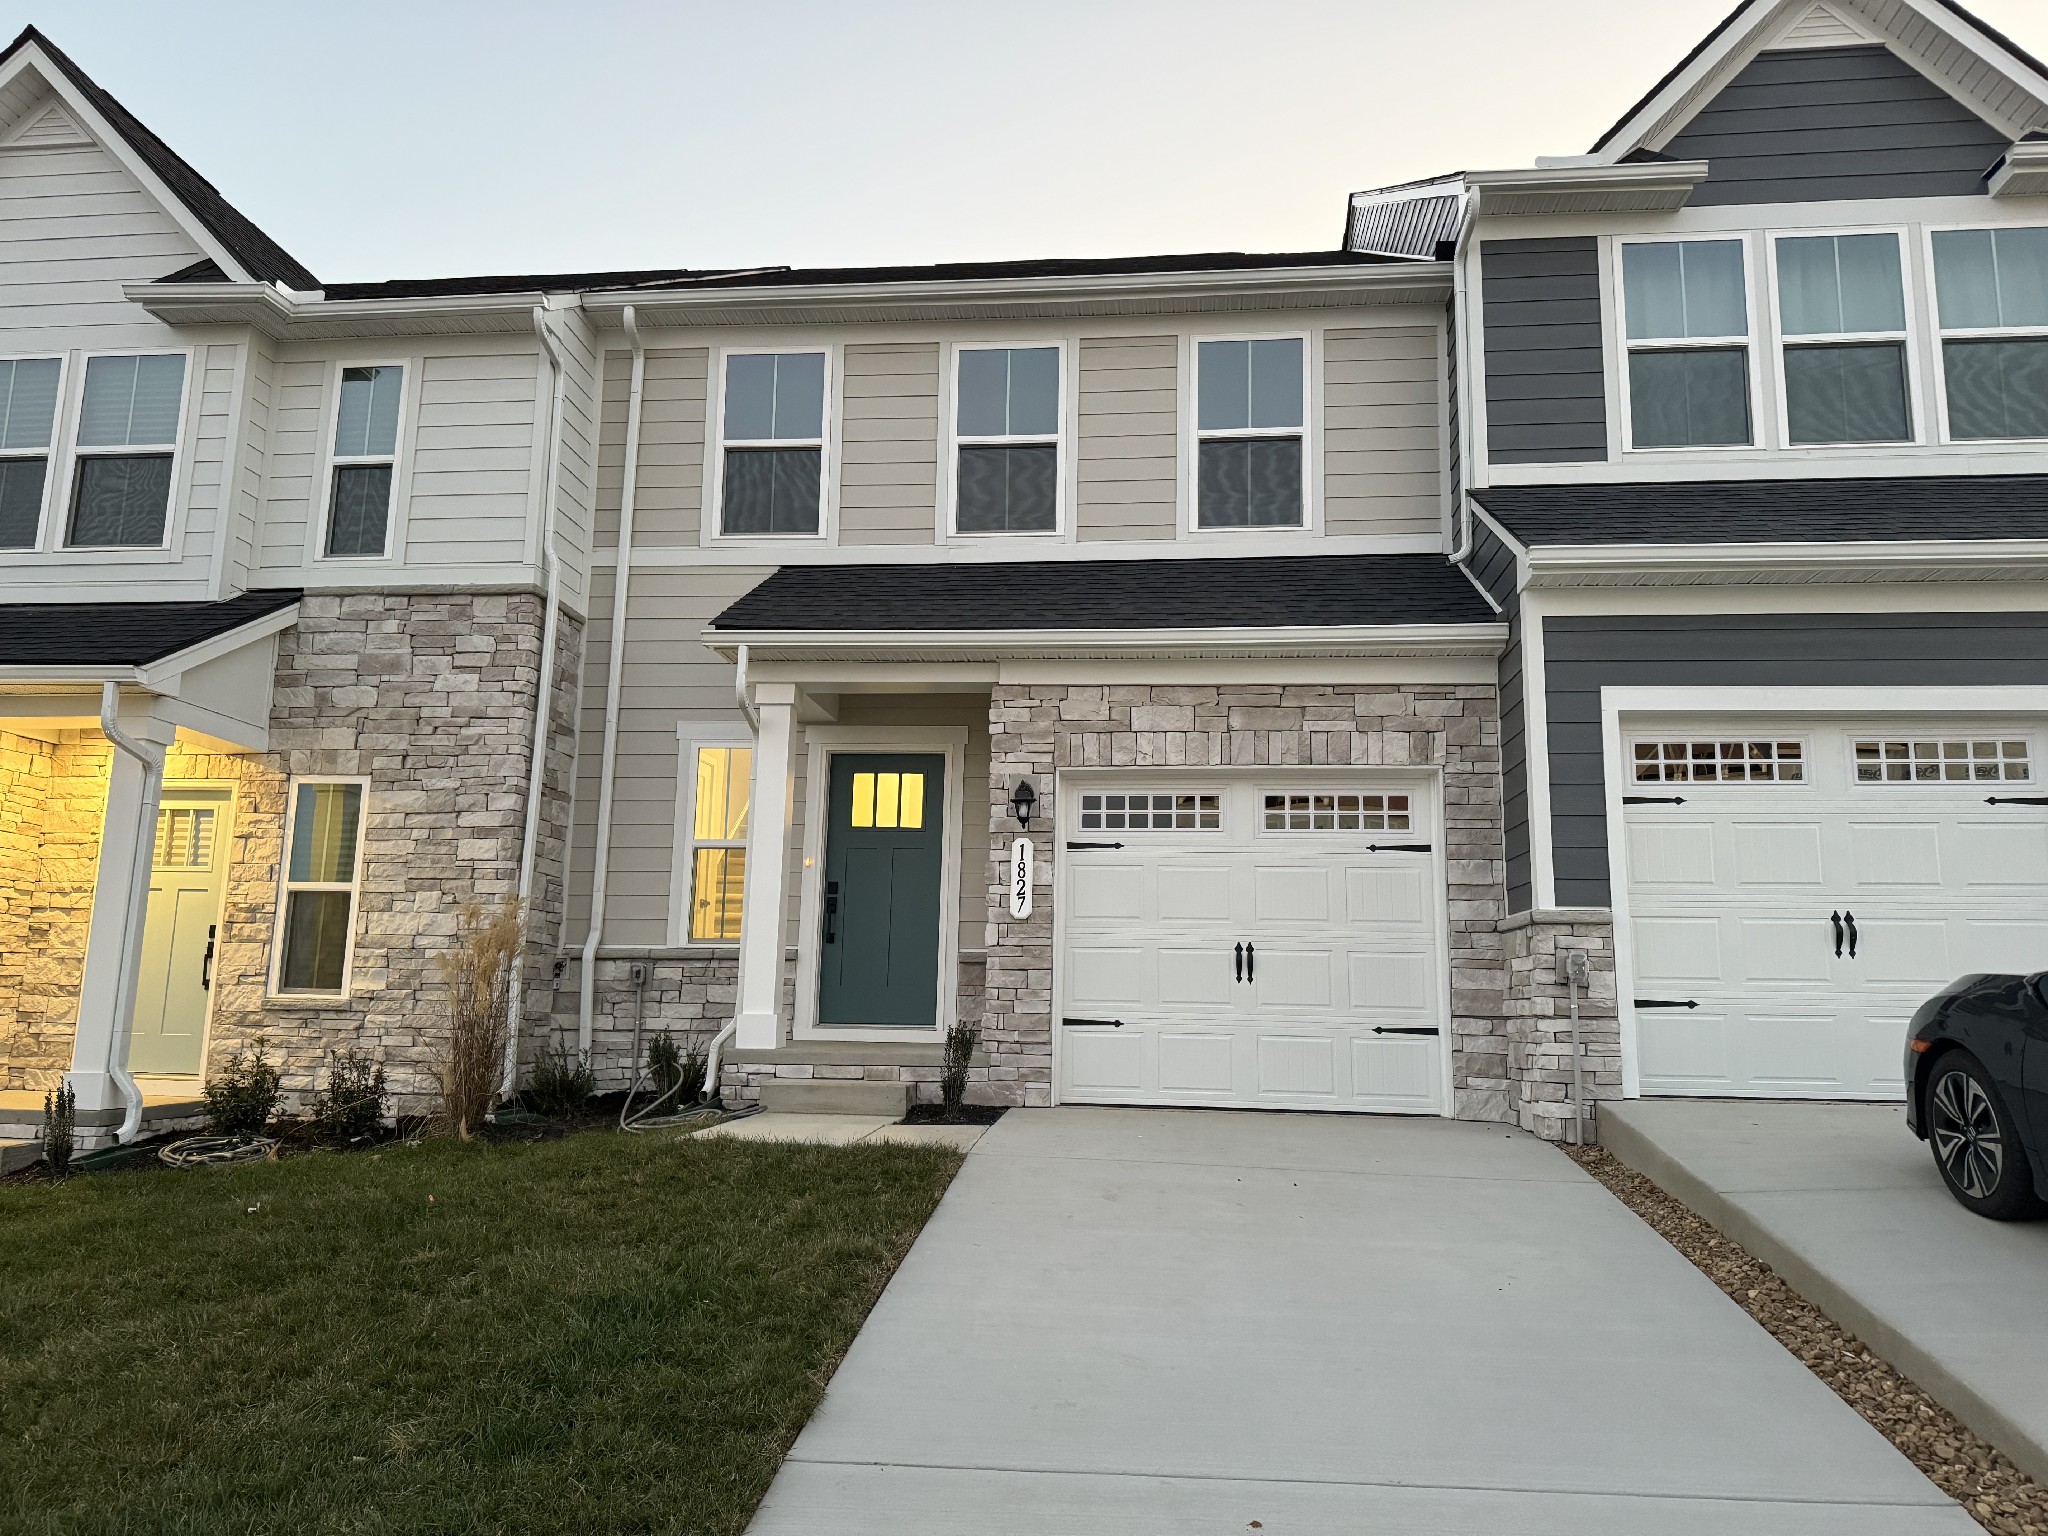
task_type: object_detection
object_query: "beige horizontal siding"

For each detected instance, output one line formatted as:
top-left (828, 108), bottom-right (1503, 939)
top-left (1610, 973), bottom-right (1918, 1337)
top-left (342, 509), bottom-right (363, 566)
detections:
top-left (1321, 325), bottom-right (1443, 539)
top-left (1077, 336), bottom-right (1177, 541)
top-left (838, 342), bottom-right (937, 546)
top-left (596, 346), bottom-right (707, 549)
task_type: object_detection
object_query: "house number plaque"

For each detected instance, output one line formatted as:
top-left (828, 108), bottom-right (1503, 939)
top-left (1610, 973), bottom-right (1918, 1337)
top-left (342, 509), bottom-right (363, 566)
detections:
top-left (1009, 837), bottom-right (1033, 920)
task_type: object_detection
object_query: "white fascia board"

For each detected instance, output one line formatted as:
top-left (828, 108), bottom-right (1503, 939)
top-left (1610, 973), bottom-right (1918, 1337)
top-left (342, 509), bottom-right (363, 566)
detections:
top-left (704, 622), bottom-right (1508, 663)
top-left (1523, 538), bottom-right (2048, 586)
top-left (134, 603), bottom-right (301, 691)
top-left (1585, 0), bottom-right (1781, 161)
top-left (0, 665), bottom-right (140, 688)
top-left (123, 282), bottom-right (553, 340)
top-left (1466, 161), bottom-right (1710, 215)
top-left (1881, 0), bottom-right (2048, 123)
top-left (581, 263), bottom-right (1452, 327)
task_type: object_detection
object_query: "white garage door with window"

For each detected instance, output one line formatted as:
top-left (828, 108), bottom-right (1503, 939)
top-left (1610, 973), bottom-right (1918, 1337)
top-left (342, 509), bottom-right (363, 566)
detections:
top-left (1622, 719), bottom-right (2048, 1099)
top-left (1057, 776), bottom-right (1449, 1114)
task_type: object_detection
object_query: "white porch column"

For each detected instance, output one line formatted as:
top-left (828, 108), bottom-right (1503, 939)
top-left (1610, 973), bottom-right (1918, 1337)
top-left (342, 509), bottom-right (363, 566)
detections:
top-left (67, 704), bottom-right (175, 1115)
top-left (735, 682), bottom-right (797, 1050)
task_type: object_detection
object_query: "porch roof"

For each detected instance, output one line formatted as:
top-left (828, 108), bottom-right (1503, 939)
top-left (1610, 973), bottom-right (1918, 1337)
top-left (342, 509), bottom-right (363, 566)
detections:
top-left (0, 590), bottom-right (301, 667)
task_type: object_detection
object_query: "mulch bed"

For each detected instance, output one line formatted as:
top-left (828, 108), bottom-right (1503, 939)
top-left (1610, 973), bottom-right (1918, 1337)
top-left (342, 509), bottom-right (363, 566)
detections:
top-left (1565, 1142), bottom-right (2048, 1536)
top-left (901, 1104), bottom-right (1008, 1126)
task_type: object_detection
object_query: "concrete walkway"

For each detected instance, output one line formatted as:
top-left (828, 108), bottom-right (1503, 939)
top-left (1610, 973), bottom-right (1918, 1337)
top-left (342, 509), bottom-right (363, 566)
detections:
top-left (748, 1107), bottom-right (1970, 1534)
top-left (1605, 1098), bottom-right (2048, 1486)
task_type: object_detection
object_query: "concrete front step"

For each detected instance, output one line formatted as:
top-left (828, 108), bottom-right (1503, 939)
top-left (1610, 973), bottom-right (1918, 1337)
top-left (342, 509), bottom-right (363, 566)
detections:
top-left (757, 1079), bottom-right (913, 1117)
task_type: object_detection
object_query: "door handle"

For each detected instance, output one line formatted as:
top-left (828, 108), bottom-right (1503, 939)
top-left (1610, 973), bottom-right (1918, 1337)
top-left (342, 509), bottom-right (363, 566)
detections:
top-left (1063, 1017), bottom-right (1125, 1028)
top-left (1634, 998), bottom-right (1699, 1009)
top-left (201, 924), bottom-right (216, 991)
top-left (1831, 911), bottom-right (1843, 958)
top-left (1245, 943), bottom-right (1254, 983)
top-left (1845, 910), bottom-right (1858, 959)
top-left (1234, 942), bottom-right (1243, 983)
top-left (1372, 1026), bottom-right (1440, 1036)
top-left (824, 882), bottom-right (839, 944)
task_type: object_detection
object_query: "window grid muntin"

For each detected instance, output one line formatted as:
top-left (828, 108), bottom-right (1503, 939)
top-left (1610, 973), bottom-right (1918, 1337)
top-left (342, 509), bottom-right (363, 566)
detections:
top-left (1262, 792), bottom-right (1411, 832)
top-left (1077, 792), bottom-right (1221, 831)
top-left (1631, 740), bottom-right (1806, 784)
top-left (1853, 739), bottom-right (2031, 784)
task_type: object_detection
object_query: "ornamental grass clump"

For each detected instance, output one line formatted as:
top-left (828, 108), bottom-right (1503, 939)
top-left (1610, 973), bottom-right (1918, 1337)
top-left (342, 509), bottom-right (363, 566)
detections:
top-left (432, 899), bottom-right (522, 1140)
top-left (203, 1037), bottom-right (281, 1139)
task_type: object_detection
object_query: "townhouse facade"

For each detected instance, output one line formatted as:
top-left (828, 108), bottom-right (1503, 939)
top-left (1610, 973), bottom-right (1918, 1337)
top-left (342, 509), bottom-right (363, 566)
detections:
top-left (2, 0), bottom-right (2044, 1147)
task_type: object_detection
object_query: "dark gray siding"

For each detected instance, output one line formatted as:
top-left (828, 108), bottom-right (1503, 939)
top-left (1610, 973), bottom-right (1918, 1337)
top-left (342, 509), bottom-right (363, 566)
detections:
top-left (1665, 45), bottom-right (2009, 205)
top-left (1468, 519), bottom-right (1528, 911)
top-left (1481, 238), bottom-right (1607, 466)
top-left (1542, 612), bottom-right (2048, 906)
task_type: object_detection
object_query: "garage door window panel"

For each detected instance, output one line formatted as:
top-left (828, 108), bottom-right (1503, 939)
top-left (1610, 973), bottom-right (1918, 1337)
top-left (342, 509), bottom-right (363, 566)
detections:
top-left (1262, 792), bottom-right (1411, 831)
top-left (1632, 740), bottom-right (1805, 784)
top-left (1077, 792), bottom-right (1220, 831)
top-left (1853, 739), bottom-right (2030, 784)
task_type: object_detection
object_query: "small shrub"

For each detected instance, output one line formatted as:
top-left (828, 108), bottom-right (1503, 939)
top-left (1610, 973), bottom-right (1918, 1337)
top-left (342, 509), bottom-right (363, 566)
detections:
top-left (940, 1020), bottom-right (979, 1122)
top-left (432, 899), bottom-right (522, 1139)
top-left (524, 1038), bottom-right (595, 1119)
top-left (681, 1042), bottom-right (708, 1103)
top-left (310, 1048), bottom-right (387, 1145)
top-left (41, 1081), bottom-right (75, 1177)
top-left (203, 1037), bottom-right (281, 1139)
top-left (646, 1031), bottom-right (681, 1105)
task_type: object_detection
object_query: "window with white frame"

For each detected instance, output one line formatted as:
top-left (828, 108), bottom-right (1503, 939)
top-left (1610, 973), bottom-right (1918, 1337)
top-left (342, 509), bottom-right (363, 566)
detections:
top-left (0, 357), bottom-right (61, 549)
top-left (276, 780), bottom-right (365, 993)
top-left (1195, 337), bottom-right (1305, 528)
top-left (1622, 240), bottom-right (1752, 448)
top-left (1077, 792), bottom-right (1221, 830)
top-left (719, 351), bottom-right (826, 536)
top-left (67, 353), bottom-right (186, 547)
top-left (325, 364), bottom-right (403, 556)
top-left (1854, 738), bottom-right (2030, 784)
top-left (1262, 792), bottom-right (1410, 831)
top-left (1774, 233), bottom-right (1912, 445)
top-left (1631, 739), bottom-right (1805, 783)
top-left (953, 346), bottom-right (1059, 533)
top-left (1931, 227), bottom-right (2048, 441)
top-left (681, 742), bottom-right (751, 942)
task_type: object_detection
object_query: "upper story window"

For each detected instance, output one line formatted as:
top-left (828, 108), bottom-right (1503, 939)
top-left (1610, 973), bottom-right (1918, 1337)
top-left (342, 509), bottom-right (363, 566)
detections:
top-left (0, 357), bottom-right (61, 549)
top-left (1195, 336), bottom-right (1304, 528)
top-left (325, 364), bottom-right (403, 557)
top-left (1774, 233), bottom-right (1911, 445)
top-left (953, 346), bottom-right (1059, 534)
top-left (1622, 240), bottom-right (1752, 449)
top-left (68, 353), bottom-right (185, 547)
top-left (1932, 226), bottom-right (2048, 442)
top-left (719, 350), bottom-right (826, 537)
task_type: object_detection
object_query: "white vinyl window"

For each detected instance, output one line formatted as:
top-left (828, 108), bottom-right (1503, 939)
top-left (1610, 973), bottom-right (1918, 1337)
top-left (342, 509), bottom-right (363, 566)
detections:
top-left (678, 740), bottom-right (751, 943)
top-left (952, 345), bottom-right (1060, 534)
top-left (67, 352), bottom-right (186, 547)
top-left (1773, 233), bottom-right (1913, 445)
top-left (1931, 227), bottom-right (2048, 442)
top-left (1631, 740), bottom-right (1805, 784)
top-left (718, 351), bottom-right (827, 536)
top-left (1621, 240), bottom-right (1752, 448)
top-left (323, 364), bottom-right (404, 557)
top-left (0, 357), bottom-right (62, 549)
top-left (1195, 336), bottom-right (1306, 528)
top-left (1854, 738), bottom-right (2031, 784)
top-left (273, 779), bottom-right (366, 995)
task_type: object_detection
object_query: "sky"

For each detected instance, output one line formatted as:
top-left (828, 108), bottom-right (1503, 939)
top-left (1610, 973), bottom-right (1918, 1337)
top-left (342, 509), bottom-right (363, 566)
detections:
top-left (21, 0), bottom-right (2048, 284)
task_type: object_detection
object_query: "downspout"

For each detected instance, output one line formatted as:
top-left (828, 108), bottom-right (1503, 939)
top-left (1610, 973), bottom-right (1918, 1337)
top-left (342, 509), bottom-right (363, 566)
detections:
top-left (503, 304), bottom-right (570, 1096)
top-left (576, 306), bottom-right (647, 1067)
top-left (1446, 187), bottom-right (1480, 568)
top-left (97, 681), bottom-right (152, 1144)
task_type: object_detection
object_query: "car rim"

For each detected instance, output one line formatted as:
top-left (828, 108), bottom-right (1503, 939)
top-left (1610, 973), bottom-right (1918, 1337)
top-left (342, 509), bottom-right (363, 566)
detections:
top-left (1930, 1070), bottom-right (2004, 1200)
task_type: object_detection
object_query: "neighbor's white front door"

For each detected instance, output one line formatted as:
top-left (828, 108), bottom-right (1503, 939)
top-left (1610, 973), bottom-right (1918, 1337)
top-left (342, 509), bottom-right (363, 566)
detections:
top-left (130, 790), bottom-right (231, 1077)
top-left (1057, 776), bottom-right (1448, 1113)
top-left (1623, 719), bottom-right (2048, 1100)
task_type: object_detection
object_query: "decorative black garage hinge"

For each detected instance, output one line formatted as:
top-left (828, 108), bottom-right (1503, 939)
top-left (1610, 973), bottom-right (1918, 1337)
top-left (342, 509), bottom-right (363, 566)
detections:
top-left (1365, 842), bottom-right (1433, 854)
top-left (1065, 841), bottom-right (1125, 850)
top-left (1061, 1017), bottom-right (1125, 1028)
top-left (1623, 795), bottom-right (1687, 805)
top-left (1371, 1026), bottom-right (1440, 1036)
top-left (1633, 998), bottom-right (1700, 1009)
top-left (1986, 796), bottom-right (2048, 806)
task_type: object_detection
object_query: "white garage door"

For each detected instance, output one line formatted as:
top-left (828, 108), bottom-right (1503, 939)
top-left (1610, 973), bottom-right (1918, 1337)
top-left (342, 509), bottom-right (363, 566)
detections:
top-left (1623, 719), bottom-right (2048, 1099)
top-left (1057, 777), bottom-right (1448, 1114)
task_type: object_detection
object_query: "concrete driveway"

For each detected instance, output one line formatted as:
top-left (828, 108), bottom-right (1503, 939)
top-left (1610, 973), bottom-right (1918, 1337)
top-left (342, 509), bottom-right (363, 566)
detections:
top-left (1605, 1099), bottom-right (2048, 1486)
top-left (747, 1107), bottom-right (1970, 1534)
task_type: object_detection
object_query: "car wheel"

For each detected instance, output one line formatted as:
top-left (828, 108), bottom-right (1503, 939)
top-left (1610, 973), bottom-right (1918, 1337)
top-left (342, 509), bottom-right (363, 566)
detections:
top-left (1926, 1053), bottom-right (2043, 1221)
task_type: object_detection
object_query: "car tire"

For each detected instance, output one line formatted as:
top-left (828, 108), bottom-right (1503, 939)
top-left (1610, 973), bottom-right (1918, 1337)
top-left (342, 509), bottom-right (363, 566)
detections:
top-left (1925, 1052), bottom-right (2044, 1221)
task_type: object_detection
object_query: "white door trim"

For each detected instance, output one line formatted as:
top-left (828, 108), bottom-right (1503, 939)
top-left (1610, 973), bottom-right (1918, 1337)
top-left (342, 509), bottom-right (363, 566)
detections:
top-left (1601, 685), bottom-right (2048, 1099)
top-left (792, 725), bottom-right (968, 1044)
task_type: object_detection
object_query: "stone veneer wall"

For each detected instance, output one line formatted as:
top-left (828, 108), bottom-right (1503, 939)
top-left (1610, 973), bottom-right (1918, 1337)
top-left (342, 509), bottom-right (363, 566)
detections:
top-left (1500, 912), bottom-right (1621, 1140)
top-left (983, 683), bottom-right (1511, 1117)
top-left (0, 730), bottom-right (65, 1088)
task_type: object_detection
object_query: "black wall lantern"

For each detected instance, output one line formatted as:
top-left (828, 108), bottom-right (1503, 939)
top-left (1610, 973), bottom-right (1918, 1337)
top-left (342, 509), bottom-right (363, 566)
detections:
top-left (1008, 779), bottom-right (1038, 829)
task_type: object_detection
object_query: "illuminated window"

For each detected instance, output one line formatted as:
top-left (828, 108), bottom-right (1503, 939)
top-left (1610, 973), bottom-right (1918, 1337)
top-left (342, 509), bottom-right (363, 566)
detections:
top-left (686, 745), bottom-right (751, 941)
top-left (1854, 739), bottom-right (2029, 784)
top-left (850, 771), bottom-right (924, 829)
top-left (153, 806), bottom-right (216, 870)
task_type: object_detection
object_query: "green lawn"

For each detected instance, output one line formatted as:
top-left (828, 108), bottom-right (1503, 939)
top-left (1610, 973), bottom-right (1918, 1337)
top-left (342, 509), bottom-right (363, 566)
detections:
top-left (0, 1131), bottom-right (962, 1536)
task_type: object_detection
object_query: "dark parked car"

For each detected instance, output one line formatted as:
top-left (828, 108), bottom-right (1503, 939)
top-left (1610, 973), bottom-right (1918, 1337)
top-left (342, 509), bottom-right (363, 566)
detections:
top-left (1907, 973), bottom-right (2048, 1220)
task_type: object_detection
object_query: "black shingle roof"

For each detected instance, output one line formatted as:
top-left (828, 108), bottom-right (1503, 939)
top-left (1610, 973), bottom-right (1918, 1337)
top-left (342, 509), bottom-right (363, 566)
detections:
top-left (1473, 476), bottom-right (2048, 546)
top-left (0, 590), bottom-right (301, 667)
top-left (1, 28), bottom-right (319, 290)
top-left (709, 556), bottom-right (1494, 633)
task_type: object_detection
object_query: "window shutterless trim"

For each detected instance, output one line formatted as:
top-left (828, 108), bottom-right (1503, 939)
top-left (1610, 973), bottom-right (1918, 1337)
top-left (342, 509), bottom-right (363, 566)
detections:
top-left (1186, 329), bottom-right (1314, 534)
top-left (1763, 225), bottom-right (1923, 449)
top-left (943, 338), bottom-right (1069, 539)
top-left (1613, 233), bottom-right (1763, 454)
top-left (53, 346), bottom-right (195, 553)
top-left (0, 351), bottom-right (66, 552)
top-left (1922, 221), bottom-right (2048, 447)
top-left (268, 775), bottom-right (370, 999)
top-left (313, 357), bottom-right (412, 562)
top-left (669, 726), bottom-right (754, 948)
top-left (703, 344), bottom-right (835, 546)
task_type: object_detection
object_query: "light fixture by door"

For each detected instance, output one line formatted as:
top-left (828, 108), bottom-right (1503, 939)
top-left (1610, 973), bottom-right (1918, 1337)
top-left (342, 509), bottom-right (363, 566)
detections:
top-left (1009, 779), bottom-right (1037, 829)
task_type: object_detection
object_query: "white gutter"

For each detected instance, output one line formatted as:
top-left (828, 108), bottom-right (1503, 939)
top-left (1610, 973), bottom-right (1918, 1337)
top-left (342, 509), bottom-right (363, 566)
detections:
top-left (576, 306), bottom-right (647, 1066)
top-left (504, 306), bottom-right (570, 1094)
top-left (96, 681), bottom-right (152, 1144)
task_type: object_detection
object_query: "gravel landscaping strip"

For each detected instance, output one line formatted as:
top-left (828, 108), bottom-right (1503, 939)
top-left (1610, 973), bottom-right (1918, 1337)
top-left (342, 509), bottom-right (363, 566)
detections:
top-left (1565, 1143), bottom-right (2048, 1536)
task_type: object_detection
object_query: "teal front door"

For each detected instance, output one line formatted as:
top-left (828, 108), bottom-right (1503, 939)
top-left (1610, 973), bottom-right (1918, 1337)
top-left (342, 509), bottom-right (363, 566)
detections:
top-left (818, 753), bottom-right (945, 1028)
